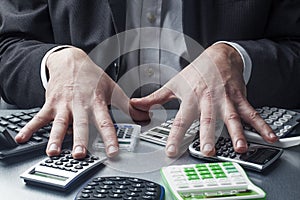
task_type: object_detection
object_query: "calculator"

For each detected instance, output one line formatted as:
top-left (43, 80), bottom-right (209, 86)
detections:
top-left (0, 108), bottom-right (72, 159)
top-left (20, 149), bottom-right (107, 191)
top-left (189, 134), bottom-right (283, 172)
top-left (243, 107), bottom-right (300, 148)
top-left (92, 123), bottom-right (141, 152)
top-left (161, 162), bottom-right (266, 200)
top-left (140, 118), bottom-right (199, 146)
top-left (74, 176), bottom-right (165, 200)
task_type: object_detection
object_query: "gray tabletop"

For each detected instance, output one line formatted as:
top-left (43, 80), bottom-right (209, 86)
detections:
top-left (0, 106), bottom-right (300, 200)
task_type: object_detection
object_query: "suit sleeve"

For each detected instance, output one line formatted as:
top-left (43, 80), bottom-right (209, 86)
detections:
top-left (0, 1), bottom-right (58, 108)
top-left (233, 0), bottom-right (300, 108)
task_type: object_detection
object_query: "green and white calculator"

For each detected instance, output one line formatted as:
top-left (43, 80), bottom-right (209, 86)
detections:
top-left (161, 162), bottom-right (265, 200)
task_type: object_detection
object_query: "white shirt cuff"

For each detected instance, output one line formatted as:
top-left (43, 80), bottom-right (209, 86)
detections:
top-left (40, 45), bottom-right (72, 89)
top-left (214, 41), bottom-right (252, 84)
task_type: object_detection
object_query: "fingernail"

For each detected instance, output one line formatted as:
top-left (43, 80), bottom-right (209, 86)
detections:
top-left (107, 146), bottom-right (118, 156)
top-left (203, 144), bottom-right (213, 153)
top-left (74, 146), bottom-right (83, 154)
top-left (48, 143), bottom-right (58, 151)
top-left (268, 132), bottom-right (277, 139)
top-left (15, 132), bottom-right (23, 140)
top-left (236, 139), bottom-right (246, 148)
top-left (166, 145), bottom-right (177, 155)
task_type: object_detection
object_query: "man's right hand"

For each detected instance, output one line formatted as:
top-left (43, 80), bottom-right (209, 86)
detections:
top-left (15, 47), bottom-right (149, 159)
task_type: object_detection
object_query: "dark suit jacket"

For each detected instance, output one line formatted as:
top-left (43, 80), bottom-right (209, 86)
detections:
top-left (0, 0), bottom-right (300, 108)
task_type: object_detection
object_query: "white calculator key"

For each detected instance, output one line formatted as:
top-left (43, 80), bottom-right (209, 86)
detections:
top-left (269, 115), bottom-right (279, 120)
top-left (274, 121), bottom-right (283, 127)
top-left (283, 114), bottom-right (293, 119)
top-left (278, 118), bottom-right (288, 123)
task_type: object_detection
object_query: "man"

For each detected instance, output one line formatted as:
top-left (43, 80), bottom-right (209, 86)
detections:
top-left (0, 0), bottom-right (299, 159)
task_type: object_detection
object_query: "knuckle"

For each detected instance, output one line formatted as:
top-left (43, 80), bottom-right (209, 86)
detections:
top-left (248, 111), bottom-right (259, 121)
top-left (53, 117), bottom-right (69, 127)
top-left (33, 114), bottom-right (50, 123)
top-left (75, 119), bottom-right (89, 127)
top-left (99, 120), bottom-right (114, 129)
top-left (200, 117), bottom-right (215, 126)
top-left (226, 112), bottom-right (240, 122)
top-left (172, 118), bottom-right (188, 129)
top-left (94, 96), bottom-right (107, 106)
top-left (203, 89), bottom-right (213, 99)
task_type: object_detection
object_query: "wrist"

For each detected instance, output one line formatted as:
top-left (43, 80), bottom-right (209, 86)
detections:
top-left (206, 43), bottom-right (244, 75)
top-left (46, 47), bottom-right (86, 74)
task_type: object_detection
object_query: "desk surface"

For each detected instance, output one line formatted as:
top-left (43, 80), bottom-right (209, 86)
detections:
top-left (0, 108), bottom-right (300, 200)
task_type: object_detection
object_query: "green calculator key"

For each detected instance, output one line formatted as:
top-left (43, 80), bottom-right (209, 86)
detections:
top-left (161, 162), bottom-right (266, 200)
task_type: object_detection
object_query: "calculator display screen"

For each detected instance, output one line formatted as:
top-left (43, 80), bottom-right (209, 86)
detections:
top-left (151, 128), bottom-right (169, 135)
top-left (240, 147), bottom-right (279, 165)
top-left (31, 171), bottom-right (68, 182)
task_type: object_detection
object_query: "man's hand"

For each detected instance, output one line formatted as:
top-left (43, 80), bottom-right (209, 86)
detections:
top-left (15, 47), bottom-right (148, 159)
top-left (131, 43), bottom-right (278, 157)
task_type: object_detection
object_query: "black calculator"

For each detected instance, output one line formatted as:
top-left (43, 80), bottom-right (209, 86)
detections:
top-left (74, 176), bottom-right (165, 200)
top-left (0, 108), bottom-right (72, 159)
top-left (20, 150), bottom-right (107, 190)
top-left (189, 128), bottom-right (283, 172)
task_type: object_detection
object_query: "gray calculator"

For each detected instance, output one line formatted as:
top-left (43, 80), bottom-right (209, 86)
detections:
top-left (243, 106), bottom-right (300, 148)
top-left (20, 150), bottom-right (106, 190)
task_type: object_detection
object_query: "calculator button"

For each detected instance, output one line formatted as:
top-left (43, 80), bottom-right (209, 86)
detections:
top-left (55, 161), bottom-right (63, 165)
top-left (273, 121), bottom-right (283, 127)
top-left (100, 185), bottom-right (112, 189)
top-left (75, 165), bottom-right (83, 169)
top-left (71, 160), bottom-right (79, 164)
top-left (93, 194), bottom-right (107, 198)
top-left (80, 193), bottom-right (91, 198)
top-left (97, 189), bottom-right (109, 194)
top-left (129, 188), bottom-right (142, 192)
top-left (45, 159), bottom-right (53, 163)
top-left (115, 185), bottom-right (128, 190)
top-left (80, 162), bottom-right (89, 166)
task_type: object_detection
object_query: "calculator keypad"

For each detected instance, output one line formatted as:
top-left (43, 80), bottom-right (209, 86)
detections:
top-left (40, 150), bottom-right (100, 173)
top-left (115, 124), bottom-right (134, 139)
top-left (0, 108), bottom-right (72, 159)
top-left (75, 176), bottom-right (165, 200)
top-left (192, 137), bottom-right (239, 159)
top-left (244, 106), bottom-right (300, 138)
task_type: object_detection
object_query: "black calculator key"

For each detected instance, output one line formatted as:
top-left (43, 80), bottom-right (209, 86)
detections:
top-left (75, 176), bottom-right (165, 200)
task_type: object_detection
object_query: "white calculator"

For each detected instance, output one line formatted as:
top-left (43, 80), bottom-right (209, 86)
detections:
top-left (93, 123), bottom-right (141, 152)
top-left (161, 162), bottom-right (266, 200)
top-left (140, 119), bottom-right (199, 146)
top-left (20, 150), bottom-right (106, 190)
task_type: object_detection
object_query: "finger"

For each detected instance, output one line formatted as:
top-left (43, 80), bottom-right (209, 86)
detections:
top-left (46, 110), bottom-right (70, 157)
top-left (199, 90), bottom-right (217, 157)
top-left (71, 106), bottom-right (89, 159)
top-left (130, 86), bottom-right (175, 112)
top-left (165, 100), bottom-right (197, 157)
top-left (110, 84), bottom-right (150, 122)
top-left (15, 106), bottom-right (53, 143)
top-left (237, 101), bottom-right (278, 143)
top-left (93, 103), bottom-right (119, 158)
top-left (222, 98), bottom-right (248, 154)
